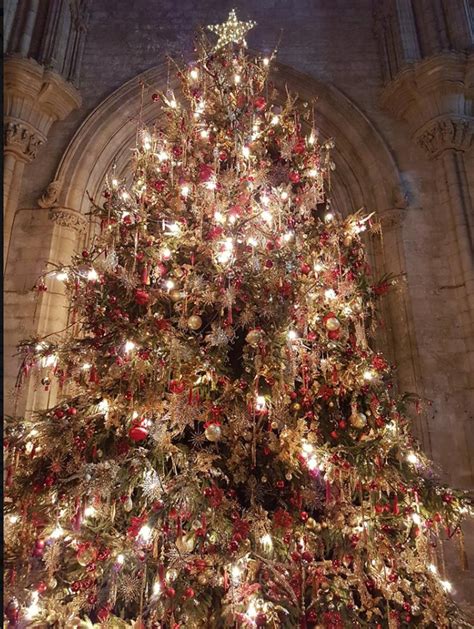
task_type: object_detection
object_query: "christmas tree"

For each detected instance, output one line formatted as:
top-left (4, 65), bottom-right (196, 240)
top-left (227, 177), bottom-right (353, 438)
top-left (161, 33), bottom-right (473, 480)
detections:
top-left (4, 11), bottom-right (472, 629)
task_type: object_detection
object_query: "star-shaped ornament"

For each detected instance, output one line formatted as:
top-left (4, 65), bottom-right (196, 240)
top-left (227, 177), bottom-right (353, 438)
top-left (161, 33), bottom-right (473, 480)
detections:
top-left (207, 9), bottom-right (256, 50)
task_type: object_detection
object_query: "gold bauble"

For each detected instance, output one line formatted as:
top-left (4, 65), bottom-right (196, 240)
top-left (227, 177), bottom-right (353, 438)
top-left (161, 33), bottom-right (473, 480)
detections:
top-left (292, 403), bottom-right (301, 411)
top-left (170, 289), bottom-right (184, 302)
top-left (77, 546), bottom-right (96, 567)
top-left (197, 573), bottom-right (208, 585)
top-left (48, 577), bottom-right (58, 589)
top-left (285, 473), bottom-right (293, 481)
top-left (124, 496), bottom-right (133, 512)
top-left (175, 534), bottom-right (195, 554)
top-left (350, 412), bottom-right (367, 429)
top-left (245, 329), bottom-right (262, 347)
top-left (208, 531), bottom-right (218, 544)
top-left (325, 317), bottom-right (340, 331)
top-left (306, 517), bottom-right (317, 530)
top-left (188, 315), bottom-right (203, 330)
top-left (166, 568), bottom-right (178, 582)
top-left (204, 423), bottom-right (222, 442)
top-left (343, 236), bottom-right (352, 247)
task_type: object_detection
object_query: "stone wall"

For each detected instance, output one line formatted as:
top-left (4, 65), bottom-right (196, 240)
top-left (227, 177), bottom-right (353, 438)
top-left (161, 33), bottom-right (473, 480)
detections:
top-left (4, 0), bottom-right (474, 604)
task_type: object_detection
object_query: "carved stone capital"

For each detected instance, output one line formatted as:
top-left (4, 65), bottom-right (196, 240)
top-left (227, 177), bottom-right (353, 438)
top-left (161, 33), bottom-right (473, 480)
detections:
top-left (38, 180), bottom-right (62, 208)
top-left (378, 208), bottom-right (407, 230)
top-left (415, 115), bottom-right (474, 159)
top-left (4, 119), bottom-right (45, 162)
top-left (49, 208), bottom-right (87, 233)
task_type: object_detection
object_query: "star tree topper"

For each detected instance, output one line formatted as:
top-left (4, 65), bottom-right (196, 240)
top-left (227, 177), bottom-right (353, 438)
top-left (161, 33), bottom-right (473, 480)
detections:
top-left (207, 9), bottom-right (256, 50)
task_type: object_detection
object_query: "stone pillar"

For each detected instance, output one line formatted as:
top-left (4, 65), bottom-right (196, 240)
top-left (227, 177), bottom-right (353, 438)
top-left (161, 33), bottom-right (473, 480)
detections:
top-left (3, 57), bottom-right (82, 271)
top-left (4, 202), bottom-right (87, 419)
top-left (414, 116), bottom-right (474, 375)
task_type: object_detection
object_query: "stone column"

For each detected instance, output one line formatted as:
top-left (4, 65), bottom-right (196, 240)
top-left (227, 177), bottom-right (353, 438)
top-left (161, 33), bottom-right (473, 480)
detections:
top-left (415, 116), bottom-right (474, 376)
top-left (3, 57), bottom-right (81, 271)
top-left (4, 201), bottom-right (87, 419)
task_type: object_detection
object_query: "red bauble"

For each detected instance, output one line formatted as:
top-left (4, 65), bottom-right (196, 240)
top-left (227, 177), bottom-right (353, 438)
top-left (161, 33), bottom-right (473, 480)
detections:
top-left (36, 581), bottom-right (47, 594)
top-left (152, 93), bottom-right (160, 102)
top-left (135, 289), bottom-right (150, 306)
top-left (66, 407), bottom-right (77, 416)
top-left (129, 425), bottom-right (149, 442)
top-left (198, 164), bottom-right (214, 182)
top-left (184, 587), bottom-right (195, 599)
top-left (254, 96), bottom-right (266, 111)
top-left (289, 171), bottom-right (300, 183)
top-left (300, 262), bottom-right (311, 275)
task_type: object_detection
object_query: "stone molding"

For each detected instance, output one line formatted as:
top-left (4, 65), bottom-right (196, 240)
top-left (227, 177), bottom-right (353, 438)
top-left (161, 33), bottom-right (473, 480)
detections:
top-left (38, 180), bottom-right (63, 209)
top-left (377, 207), bottom-right (407, 230)
top-left (48, 208), bottom-right (87, 233)
top-left (380, 51), bottom-right (473, 128)
top-left (415, 115), bottom-right (474, 159)
top-left (3, 56), bottom-right (82, 162)
top-left (4, 119), bottom-right (45, 162)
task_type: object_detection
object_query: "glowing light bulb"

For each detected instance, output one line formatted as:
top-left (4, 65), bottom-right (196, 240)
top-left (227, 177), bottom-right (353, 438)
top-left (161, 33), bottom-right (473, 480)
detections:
top-left (308, 131), bottom-right (315, 145)
top-left (138, 524), bottom-right (152, 542)
top-left (287, 330), bottom-right (298, 341)
top-left (324, 212), bottom-right (334, 222)
top-left (50, 525), bottom-right (64, 539)
top-left (56, 271), bottom-right (68, 281)
top-left (8, 514), bottom-right (19, 524)
top-left (247, 600), bottom-right (257, 619)
top-left (167, 222), bottom-right (181, 235)
top-left (428, 563), bottom-right (438, 574)
top-left (261, 210), bottom-right (272, 225)
top-left (214, 211), bottom-right (225, 223)
top-left (283, 231), bottom-right (294, 242)
top-left (153, 581), bottom-right (162, 595)
top-left (224, 238), bottom-right (234, 251)
top-left (242, 146), bottom-right (250, 158)
top-left (256, 395), bottom-right (266, 411)
top-left (281, 191), bottom-right (288, 200)
top-left (307, 457), bottom-right (319, 471)
top-left (121, 191), bottom-right (130, 201)
top-left (205, 180), bottom-right (217, 190)
top-left (217, 250), bottom-right (232, 264)
top-left (98, 399), bottom-right (109, 415)
top-left (200, 129), bottom-right (209, 139)
top-left (231, 564), bottom-right (242, 584)
top-left (87, 269), bottom-right (99, 281)
top-left (116, 554), bottom-right (125, 564)
top-left (25, 592), bottom-right (40, 619)
top-left (363, 370), bottom-right (374, 381)
top-left (440, 579), bottom-right (453, 592)
top-left (158, 150), bottom-right (169, 162)
top-left (308, 168), bottom-right (318, 177)
top-left (165, 279), bottom-right (175, 290)
top-left (234, 74), bottom-right (241, 84)
top-left (161, 247), bottom-right (172, 260)
top-left (84, 506), bottom-right (96, 518)
top-left (263, 57), bottom-right (270, 66)
top-left (112, 178), bottom-right (118, 187)
top-left (261, 194), bottom-right (269, 205)
top-left (247, 237), bottom-right (258, 247)
top-left (406, 452), bottom-right (419, 465)
top-left (181, 184), bottom-right (190, 197)
top-left (40, 354), bottom-right (58, 368)
top-left (324, 289), bottom-right (336, 301)
top-left (190, 68), bottom-right (199, 80)
top-left (260, 533), bottom-right (273, 551)
top-left (302, 442), bottom-right (314, 454)
top-left (81, 363), bottom-right (92, 371)
top-left (411, 513), bottom-right (422, 526)
top-left (271, 115), bottom-right (280, 125)
top-left (124, 341), bottom-right (136, 353)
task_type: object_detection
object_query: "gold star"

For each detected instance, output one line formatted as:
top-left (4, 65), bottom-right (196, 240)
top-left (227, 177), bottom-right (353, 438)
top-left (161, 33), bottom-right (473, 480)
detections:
top-left (207, 9), bottom-right (256, 50)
